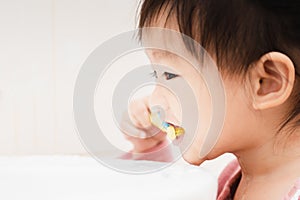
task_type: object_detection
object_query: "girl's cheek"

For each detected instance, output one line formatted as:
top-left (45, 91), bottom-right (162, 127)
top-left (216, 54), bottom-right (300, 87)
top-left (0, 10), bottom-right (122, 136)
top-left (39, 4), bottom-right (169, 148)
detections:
top-left (179, 76), bottom-right (216, 163)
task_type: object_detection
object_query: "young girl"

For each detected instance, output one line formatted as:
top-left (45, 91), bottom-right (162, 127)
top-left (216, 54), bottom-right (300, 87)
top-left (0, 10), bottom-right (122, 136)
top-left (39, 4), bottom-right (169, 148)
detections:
top-left (121, 0), bottom-right (300, 199)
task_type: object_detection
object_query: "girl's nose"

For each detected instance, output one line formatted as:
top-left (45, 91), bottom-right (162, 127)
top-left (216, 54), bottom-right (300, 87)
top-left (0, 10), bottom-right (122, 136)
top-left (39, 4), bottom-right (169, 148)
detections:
top-left (149, 85), bottom-right (170, 112)
top-left (149, 84), bottom-right (182, 126)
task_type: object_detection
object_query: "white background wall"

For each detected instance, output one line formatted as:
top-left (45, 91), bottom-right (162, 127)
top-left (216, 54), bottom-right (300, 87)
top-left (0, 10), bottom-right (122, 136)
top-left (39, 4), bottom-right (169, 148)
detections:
top-left (0, 0), bottom-right (139, 155)
top-left (0, 0), bottom-right (235, 177)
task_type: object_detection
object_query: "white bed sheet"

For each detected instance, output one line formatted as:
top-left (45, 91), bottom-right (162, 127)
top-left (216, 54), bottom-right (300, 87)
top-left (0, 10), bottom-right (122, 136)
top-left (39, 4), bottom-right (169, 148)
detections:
top-left (0, 156), bottom-right (217, 200)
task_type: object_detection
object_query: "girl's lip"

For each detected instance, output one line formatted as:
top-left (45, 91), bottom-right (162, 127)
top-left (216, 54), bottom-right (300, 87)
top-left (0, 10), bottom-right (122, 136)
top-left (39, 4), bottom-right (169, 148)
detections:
top-left (165, 121), bottom-right (185, 145)
top-left (165, 121), bottom-right (181, 128)
top-left (149, 111), bottom-right (184, 141)
top-left (172, 133), bottom-right (184, 146)
top-left (164, 119), bottom-right (180, 127)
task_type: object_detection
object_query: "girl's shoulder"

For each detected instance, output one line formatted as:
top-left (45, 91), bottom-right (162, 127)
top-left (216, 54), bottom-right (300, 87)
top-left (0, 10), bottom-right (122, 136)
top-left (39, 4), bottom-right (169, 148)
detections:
top-left (284, 179), bottom-right (300, 200)
top-left (217, 159), bottom-right (241, 200)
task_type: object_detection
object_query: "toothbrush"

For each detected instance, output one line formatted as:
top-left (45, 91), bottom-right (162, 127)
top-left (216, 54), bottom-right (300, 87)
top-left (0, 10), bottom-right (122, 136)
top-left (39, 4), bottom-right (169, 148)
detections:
top-left (150, 111), bottom-right (185, 140)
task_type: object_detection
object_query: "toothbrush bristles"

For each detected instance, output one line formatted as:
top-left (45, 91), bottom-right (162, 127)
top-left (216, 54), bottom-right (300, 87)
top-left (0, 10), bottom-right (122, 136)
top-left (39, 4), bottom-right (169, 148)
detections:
top-left (149, 112), bottom-right (185, 140)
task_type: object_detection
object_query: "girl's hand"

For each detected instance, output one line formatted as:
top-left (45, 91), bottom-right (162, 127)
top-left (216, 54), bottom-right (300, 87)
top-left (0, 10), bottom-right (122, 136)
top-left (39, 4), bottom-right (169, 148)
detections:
top-left (120, 97), bottom-right (173, 162)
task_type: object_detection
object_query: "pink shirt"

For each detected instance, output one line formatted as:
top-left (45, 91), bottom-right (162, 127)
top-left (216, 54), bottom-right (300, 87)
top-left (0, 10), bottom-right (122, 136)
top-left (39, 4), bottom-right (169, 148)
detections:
top-left (217, 159), bottom-right (300, 200)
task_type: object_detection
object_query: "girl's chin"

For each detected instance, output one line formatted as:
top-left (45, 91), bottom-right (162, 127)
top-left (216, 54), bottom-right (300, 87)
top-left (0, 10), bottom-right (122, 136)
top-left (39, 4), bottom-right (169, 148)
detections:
top-left (182, 153), bottom-right (206, 166)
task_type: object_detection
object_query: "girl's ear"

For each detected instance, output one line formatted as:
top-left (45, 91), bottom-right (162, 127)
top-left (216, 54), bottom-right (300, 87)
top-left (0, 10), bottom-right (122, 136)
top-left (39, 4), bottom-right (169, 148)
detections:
top-left (249, 52), bottom-right (295, 110)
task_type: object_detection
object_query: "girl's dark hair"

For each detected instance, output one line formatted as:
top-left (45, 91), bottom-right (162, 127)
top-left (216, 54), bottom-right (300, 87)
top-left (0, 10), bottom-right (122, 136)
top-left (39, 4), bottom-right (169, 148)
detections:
top-left (138, 0), bottom-right (300, 132)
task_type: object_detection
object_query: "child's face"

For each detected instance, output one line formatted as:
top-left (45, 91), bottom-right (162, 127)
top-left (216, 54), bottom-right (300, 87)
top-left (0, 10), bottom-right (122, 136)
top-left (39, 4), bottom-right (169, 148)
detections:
top-left (146, 48), bottom-right (257, 165)
top-left (143, 19), bottom-right (266, 165)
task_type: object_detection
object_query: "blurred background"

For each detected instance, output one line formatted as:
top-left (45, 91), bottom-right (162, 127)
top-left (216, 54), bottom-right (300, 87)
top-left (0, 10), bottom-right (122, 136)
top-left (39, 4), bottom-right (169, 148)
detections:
top-left (0, 0), bottom-right (139, 156)
top-left (0, 0), bottom-right (234, 177)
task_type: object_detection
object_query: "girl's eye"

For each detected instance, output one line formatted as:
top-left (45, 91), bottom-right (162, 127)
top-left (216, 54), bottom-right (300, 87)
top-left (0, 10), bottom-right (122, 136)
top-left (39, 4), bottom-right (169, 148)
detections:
top-left (150, 70), bottom-right (158, 78)
top-left (164, 72), bottom-right (178, 80)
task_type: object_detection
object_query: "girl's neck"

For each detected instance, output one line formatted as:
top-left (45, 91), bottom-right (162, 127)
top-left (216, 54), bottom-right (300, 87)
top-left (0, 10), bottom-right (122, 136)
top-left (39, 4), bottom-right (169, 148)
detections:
top-left (233, 129), bottom-right (300, 199)
top-left (236, 139), bottom-right (300, 178)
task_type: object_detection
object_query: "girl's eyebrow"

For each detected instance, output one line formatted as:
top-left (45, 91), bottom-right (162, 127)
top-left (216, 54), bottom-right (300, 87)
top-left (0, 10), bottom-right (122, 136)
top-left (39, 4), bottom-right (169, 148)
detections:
top-left (148, 49), bottom-right (173, 59)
